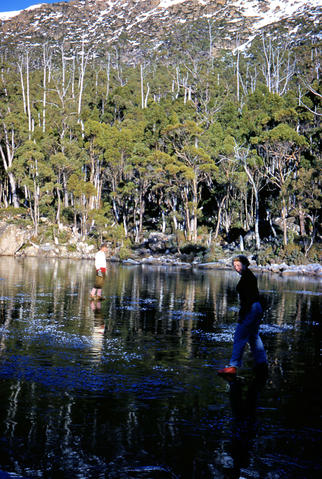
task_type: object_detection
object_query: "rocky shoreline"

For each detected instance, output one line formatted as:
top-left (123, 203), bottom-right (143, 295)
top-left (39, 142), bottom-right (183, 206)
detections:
top-left (0, 221), bottom-right (321, 278)
top-left (10, 246), bottom-right (322, 278)
top-left (121, 256), bottom-right (322, 277)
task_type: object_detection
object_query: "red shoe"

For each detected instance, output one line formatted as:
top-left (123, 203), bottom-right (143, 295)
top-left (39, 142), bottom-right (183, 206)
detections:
top-left (217, 366), bottom-right (237, 377)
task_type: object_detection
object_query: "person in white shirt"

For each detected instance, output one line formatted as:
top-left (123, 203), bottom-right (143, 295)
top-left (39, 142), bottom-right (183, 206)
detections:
top-left (90, 243), bottom-right (108, 300)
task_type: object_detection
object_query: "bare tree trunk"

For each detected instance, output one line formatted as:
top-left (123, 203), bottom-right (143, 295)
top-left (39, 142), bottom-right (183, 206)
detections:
top-left (63, 172), bottom-right (69, 207)
top-left (207, 19), bottom-right (214, 69)
top-left (56, 187), bottom-right (62, 228)
top-left (169, 195), bottom-right (178, 232)
top-left (281, 197), bottom-right (288, 246)
top-left (262, 35), bottom-right (272, 92)
top-left (26, 50), bottom-right (32, 139)
top-left (236, 143), bottom-right (262, 249)
top-left (18, 58), bottom-right (27, 115)
top-left (236, 36), bottom-right (240, 102)
top-left (0, 128), bottom-right (19, 208)
top-left (123, 215), bottom-right (128, 238)
top-left (253, 190), bottom-right (261, 250)
top-left (8, 172), bottom-right (19, 208)
top-left (144, 82), bottom-right (150, 108)
top-left (42, 45), bottom-right (48, 133)
top-left (78, 44), bottom-right (85, 118)
top-left (140, 64), bottom-right (144, 109)
top-left (214, 195), bottom-right (227, 239)
top-left (78, 38), bottom-right (92, 134)
top-left (71, 56), bottom-right (75, 99)
top-left (192, 178), bottom-right (198, 242)
top-left (161, 210), bottom-right (166, 233)
top-left (106, 52), bottom-right (111, 99)
top-left (139, 190), bottom-right (144, 239)
top-left (298, 203), bottom-right (306, 236)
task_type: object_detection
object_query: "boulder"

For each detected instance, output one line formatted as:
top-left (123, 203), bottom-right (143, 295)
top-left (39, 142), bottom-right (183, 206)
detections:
top-left (76, 242), bottom-right (96, 255)
top-left (123, 258), bottom-right (141, 265)
top-left (135, 232), bottom-right (176, 255)
top-left (0, 222), bottom-right (30, 256)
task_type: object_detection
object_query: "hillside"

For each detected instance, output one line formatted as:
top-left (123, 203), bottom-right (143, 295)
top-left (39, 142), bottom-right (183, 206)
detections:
top-left (1, 0), bottom-right (321, 60)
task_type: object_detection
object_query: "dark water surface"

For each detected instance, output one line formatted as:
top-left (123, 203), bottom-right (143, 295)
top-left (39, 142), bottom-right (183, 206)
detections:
top-left (0, 257), bottom-right (321, 479)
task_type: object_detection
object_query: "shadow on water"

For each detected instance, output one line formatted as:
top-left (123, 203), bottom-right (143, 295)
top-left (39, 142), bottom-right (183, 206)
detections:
top-left (0, 257), bottom-right (321, 478)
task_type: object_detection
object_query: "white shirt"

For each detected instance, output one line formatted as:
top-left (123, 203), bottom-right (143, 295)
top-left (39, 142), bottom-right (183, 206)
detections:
top-left (95, 250), bottom-right (107, 270)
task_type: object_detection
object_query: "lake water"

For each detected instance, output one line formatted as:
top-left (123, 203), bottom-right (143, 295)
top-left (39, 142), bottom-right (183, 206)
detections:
top-left (0, 257), bottom-right (321, 479)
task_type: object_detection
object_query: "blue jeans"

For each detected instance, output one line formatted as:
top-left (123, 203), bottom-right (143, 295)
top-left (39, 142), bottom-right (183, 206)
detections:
top-left (230, 302), bottom-right (267, 368)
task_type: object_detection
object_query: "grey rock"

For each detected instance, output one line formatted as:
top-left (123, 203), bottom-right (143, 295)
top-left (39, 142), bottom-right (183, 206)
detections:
top-left (0, 222), bottom-right (30, 256)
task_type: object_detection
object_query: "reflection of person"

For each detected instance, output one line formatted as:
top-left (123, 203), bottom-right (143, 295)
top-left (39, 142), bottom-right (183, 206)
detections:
top-left (225, 370), bottom-right (268, 478)
top-left (90, 243), bottom-right (108, 300)
top-left (90, 300), bottom-right (105, 358)
top-left (218, 255), bottom-right (267, 379)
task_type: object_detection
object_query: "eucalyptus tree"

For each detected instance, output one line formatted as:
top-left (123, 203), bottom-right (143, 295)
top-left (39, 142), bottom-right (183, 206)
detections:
top-left (253, 123), bottom-right (307, 245)
top-left (67, 173), bottom-right (97, 240)
top-left (16, 140), bottom-right (54, 236)
top-left (17, 50), bottom-right (33, 139)
top-left (162, 120), bottom-right (217, 242)
top-left (233, 142), bottom-right (266, 249)
top-left (148, 149), bottom-right (183, 234)
top-left (255, 34), bottom-right (297, 96)
top-left (83, 119), bottom-right (106, 211)
top-left (290, 161), bottom-right (321, 255)
top-left (129, 141), bottom-right (154, 242)
top-left (0, 62), bottom-right (27, 208)
top-left (203, 119), bottom-right (240, 239)
top-left (93, 118), bottom-right (141, 232)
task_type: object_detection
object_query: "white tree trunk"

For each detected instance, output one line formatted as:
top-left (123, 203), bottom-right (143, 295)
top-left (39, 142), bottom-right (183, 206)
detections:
top-left (26, 51), bottom-right (32, 139)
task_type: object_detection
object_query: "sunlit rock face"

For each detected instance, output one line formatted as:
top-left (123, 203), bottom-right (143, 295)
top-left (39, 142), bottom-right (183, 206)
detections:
top-left (0, 222), bottom-right (30, 256)
top-left (0, 0), bottom-right (320, 58)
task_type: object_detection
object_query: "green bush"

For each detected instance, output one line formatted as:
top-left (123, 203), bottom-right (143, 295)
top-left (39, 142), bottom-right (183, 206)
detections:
top-left (306, 244), bottom-right (322, 263)
top-left (180, 242), bottom-right (208, 255)
top-left (118, 245), bottom-right (132, 260)
top-left (0, 207), bottom-right (31, 225)
top-left (255, 245), bottom-right (276, 265)
top-left (57, 229), bottom-right (71, 244)
top-left (41, 225), bottom-right (55, 241)
top-left (278, 243), bottom-right (306, 265)
top-left (62, 207), bottom-right (75, 224)
top-left (175, 230), bottom-right (186, 248)
top-left (204, 243), bottom-right (224, 262)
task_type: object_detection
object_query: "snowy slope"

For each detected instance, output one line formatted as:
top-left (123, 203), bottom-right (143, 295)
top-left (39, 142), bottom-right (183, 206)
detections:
top-left (0, 3), bottom-right (46, 20)
top-left (234, 0), bottom-right (322, 30)
top-left (0, 0), bottom-right (320, 54)
top-left (1, 0), bottom-right (321, 27)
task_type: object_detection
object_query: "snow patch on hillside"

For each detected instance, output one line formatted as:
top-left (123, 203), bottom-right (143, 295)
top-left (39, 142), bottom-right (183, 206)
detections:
top-left (0, 3), bottom-right (46, 20)
top-left (234, 0), bottom-right (322, 30)
top-left (0, 11), bottom-right (21, 20)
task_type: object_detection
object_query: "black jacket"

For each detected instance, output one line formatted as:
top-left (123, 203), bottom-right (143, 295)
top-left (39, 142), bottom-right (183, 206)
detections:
top-left (236, 268), bottom-right (260, 320)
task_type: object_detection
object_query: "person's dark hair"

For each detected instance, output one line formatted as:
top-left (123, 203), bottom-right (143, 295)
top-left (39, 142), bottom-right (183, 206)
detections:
top-left (100, 243), bottom-right (107, 249)
top-left (232, 255), bottom-right (250, 267)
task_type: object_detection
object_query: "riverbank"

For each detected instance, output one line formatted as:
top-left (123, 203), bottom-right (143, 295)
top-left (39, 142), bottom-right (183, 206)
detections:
top-left (0, 221), bottom-right (321, 277)
top-left (122, 255), bottom-right (322, 277)
top-left (12, 248), bottom-right (322, 278)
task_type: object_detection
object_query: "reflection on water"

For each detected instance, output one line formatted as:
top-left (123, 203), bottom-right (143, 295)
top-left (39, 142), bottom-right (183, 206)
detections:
top-left (0, 257), bottom-right (321, 478)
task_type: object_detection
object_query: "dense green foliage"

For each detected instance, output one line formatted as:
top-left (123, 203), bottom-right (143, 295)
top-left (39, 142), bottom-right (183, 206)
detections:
top-left (0, 34), bottom-right (321, 258)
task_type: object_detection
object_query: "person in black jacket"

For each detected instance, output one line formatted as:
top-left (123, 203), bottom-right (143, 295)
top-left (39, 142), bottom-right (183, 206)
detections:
top-left (218, 255), bottom-right (267, 379)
